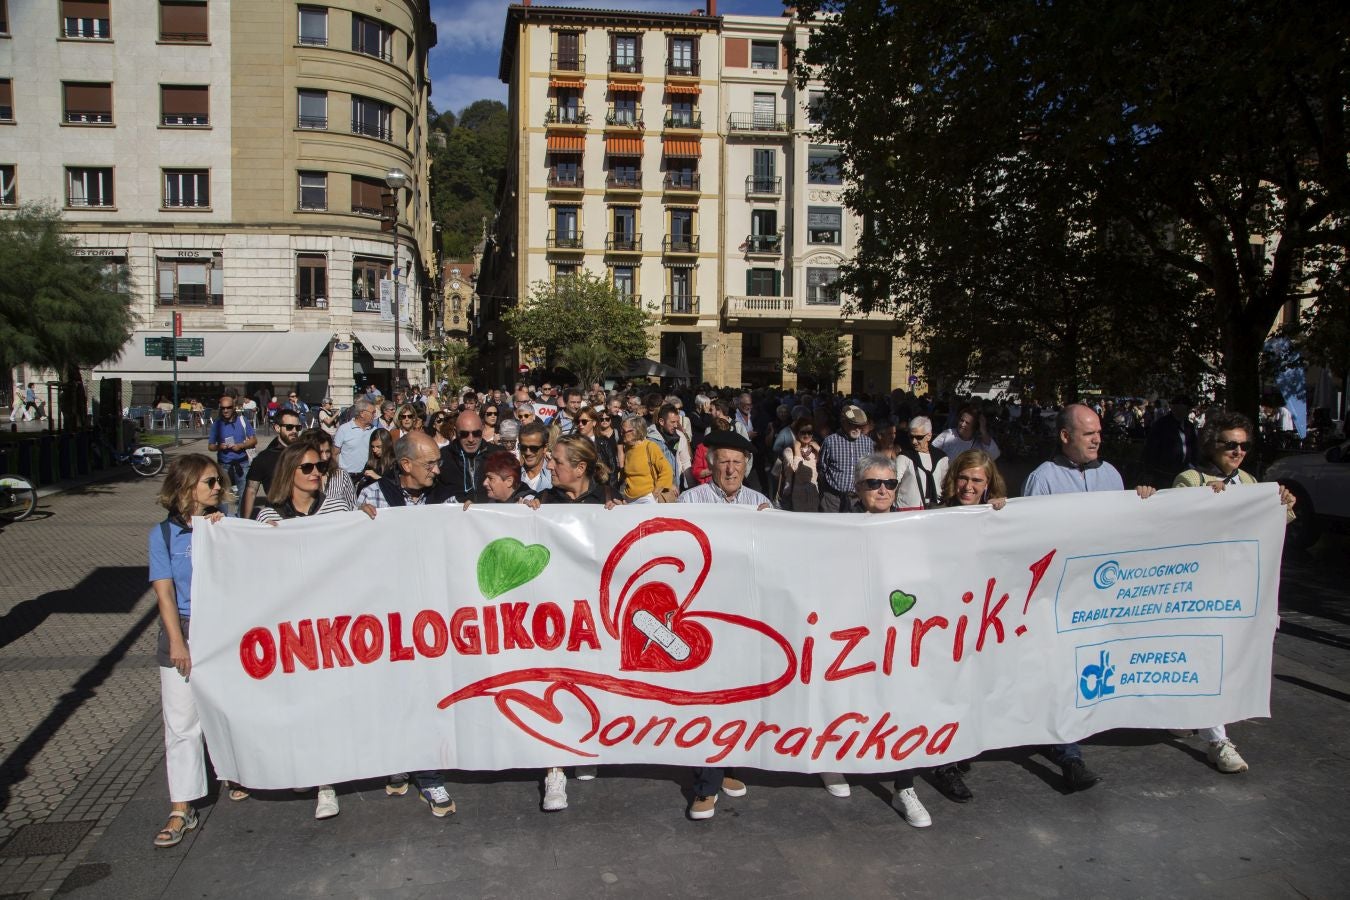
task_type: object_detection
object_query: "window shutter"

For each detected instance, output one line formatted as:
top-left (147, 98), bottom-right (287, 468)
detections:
top-left (774, 270), bottom-right (782, 295)
top-left (161, 85), bottom-right (207, 116)
top-left (64, 83), bottom-right (111, 113)
top-left (160, 2), bottom-right (207, 37)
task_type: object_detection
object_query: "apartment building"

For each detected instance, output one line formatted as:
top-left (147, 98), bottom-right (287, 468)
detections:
top-left (479, 2), bottom-right (917, 393)
top-left (0, 0), bottom-right (437, 404)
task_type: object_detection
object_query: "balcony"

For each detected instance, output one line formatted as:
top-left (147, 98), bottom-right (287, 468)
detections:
top-left (547, 169), bottom-right (584, 191)
top-left (547, 231), bottom-right (584, 251)
top-left (605, 171), bottom-right (643, 192)
top-left (550, 53), bottom-right (585, 73)
top-left (605, 233), bottom-right (643, 252)
top-left (161, 31), bottom-right (208, 42)
top-left (663, 235), bottom-right (699, 254)
top-left (663, 112), bottom-right (702, 131)
top-left (619, 293), bottom-right (643, 309)
top-left (545, 106), bottom-right (589, 127)
top-left (609, 55), bottom-right (643, 75)
top-left (296, 294), bottom-right (329, 310)
top-left (163, 114), bottom-right (209, 127)
top-left (722, 295), bottom-right (849, 324)
top-left (663, 295), bottom-right (700, 317)
top-left (605, 106), bottom-right (644, 129)
top-left (727, 113), bottom-right (792, 135)
top-left (744, 233), bottom-right (783, 256)
top-left (666, 59), bottom-right (700, 78)
top-left (157, 291), bottom-right (224, 308)
top-left (662, 172), bottom-right (700, 193)
top-left (745, 176), bottom-right (782, 197)
top-left (297, 115), bottom-right (328, 130)
top-left (351, 119), bottom-right (393, 141)
top-left (65, 110), bottom-right (113, 124)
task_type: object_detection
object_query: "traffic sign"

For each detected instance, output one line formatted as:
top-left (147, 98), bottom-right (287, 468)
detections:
top-left (146, 337), bottom-right (204, 357)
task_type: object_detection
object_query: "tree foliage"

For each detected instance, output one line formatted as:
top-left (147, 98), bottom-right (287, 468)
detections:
top-left (784, 327), bottom-right (848, 392)
top-left (0, 203), bottom-right (136, 427)
top-left (798, 0), bottom-right (1349, 416)
top-left (429, 100), bottom-right (507, 259)
top-left (504, 271), bottom-right (652, 373)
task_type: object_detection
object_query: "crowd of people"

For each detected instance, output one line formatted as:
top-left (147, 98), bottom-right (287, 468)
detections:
top-left (149, 380), bottom-right (1297, 846)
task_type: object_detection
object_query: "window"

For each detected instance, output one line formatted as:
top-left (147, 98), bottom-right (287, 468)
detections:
top-left (749, 209), bottom-right (779, 252)
top-left (62, 0), bottom-right (110, 38)
top-left (161, 85), bottom-right (208, 126)
top-left (667, 161), bottom-right (697, 189)
top-left (668, 36), bottom-right (697, 76)
top-left (554, 263), bottom-right (578, 281)
top-left (163, 169), bottom-right (209, 208)
top-left (807, 267), bottom-right (841, 305)
top-left (610, 34), bottom-right (639, 73)
top-left (298, 6), bottom-right (327, 45)
top-left (668, 99), bottom-right (696, 127)
top-left (0, 1), bottom-right (8, 35)
top-left (808, 146), bottom-right (842, 184)
top-left (158, 255), bottom-right (222, 306)
top-left (350, 175), bottom-right (386, 217)
top-left (352, 257), bottom-right (390, 312)
top-left (63, 82), bottom-right (112, 124)
top-left (610, 95), bottom-right (637, 125)
top-left (297, 89), bottom-right (327, 128)
top-left (608, 157), bottom-right (639, 187)
top-left (296, 253), bottom-right (328, 309)
top-left (612, 265), bottom-right (635, 299)
top-left (159, 1), bottom-right (207, 42)
top-left (553, 206), bottom-right (579, 247)
top-left (669, 268), bottom-right (693, 311)
top-left (66, 167), bottom-right (114, 207)
top-left (0, 165), bottom-right (15, 207)
top-left (298, 171), bottom-right (327, 209)
top-left (0, 79), bottom-right (11, 122)
top-left (750, 148), bottom-right (776, 192)
top-left (753, 93), bottom-right (776, 129)
top-left (549, 155), bottom-right (580, 187)
top-left (746, 268), bottom-right (781, 297)
top-left (807, 90), bottom-right (827, 125)
top-left (808, 207), bottom-right (842, 244)
top-left (351, 95), bottom-right (392, 141)
top-left (352, 14), bottom-right (392, 62)
top-left (750, 41), bottom-right (778, 70)
top-left (555, 31), bottom-right (581, 70)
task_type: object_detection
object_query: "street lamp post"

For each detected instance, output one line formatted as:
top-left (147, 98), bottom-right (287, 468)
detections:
top-left (385, 167), bottom-right (409, 394)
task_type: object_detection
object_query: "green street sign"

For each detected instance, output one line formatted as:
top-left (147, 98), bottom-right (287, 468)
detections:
top-left (144, 337), bottom-right (165, 355)
top-left (146, 337), bottom-right (205, 357)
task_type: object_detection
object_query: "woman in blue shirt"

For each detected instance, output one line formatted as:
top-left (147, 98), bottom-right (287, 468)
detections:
top-left (149, 454), bottom-right (225, 847)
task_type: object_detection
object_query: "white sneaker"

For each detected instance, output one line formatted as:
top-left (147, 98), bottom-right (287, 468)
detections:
top-left (574, 765), bottom-right (598, 781)
top-left (315, 786), bottom-right (339, 819)
top-left (820, 772), bottom-right (851, 798)
top-left (893, 787), bottom-right (931, 828)
top-left (543, 768), bottom-right (568, 811)
top-left (1208, 740), bottom-right (1249, 773)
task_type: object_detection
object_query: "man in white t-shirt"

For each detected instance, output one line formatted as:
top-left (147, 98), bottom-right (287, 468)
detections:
top-left (932, 405), bottom-right (1000, 460)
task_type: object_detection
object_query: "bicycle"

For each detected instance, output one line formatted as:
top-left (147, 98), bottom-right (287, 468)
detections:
top-left (115, 443), bottom-right (166, 477)
top-left (0, 474), bottom-right (37, 522)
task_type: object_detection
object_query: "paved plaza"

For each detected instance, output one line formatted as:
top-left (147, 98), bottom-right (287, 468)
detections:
top-left (1, 454), bottom-right (1349, 899)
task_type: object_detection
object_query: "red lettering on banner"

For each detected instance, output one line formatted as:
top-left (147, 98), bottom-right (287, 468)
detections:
top-left (599, 716), bottom-right (636, 746)
top-left (824, 627), bottom-right (875, 682)
top-left (977, 578), bottom-right (1009, 651)
top-left (531, 602), bottom-right (565, 650)
top-left (707, 720), bottom-right (748, 763)
top-left (388, 612), bottom-right (415, 662)
top-left (634, 715), bottom-right (676, 746)
top-left (910, 615), bottom-right (949, 667)
top-left (857, 712), bottom-right (899, 760)
top-left (567, 600), bottom-right (601, 651)
top-left (812, 712), bottom-right (868, 760)
top-left (500, 602), bottom-right (534, 651)
top-left (412, 610), bottom-right (448, 658)
top-left (801, 612), bottom-right (818, 684)
top-left (483, 606), bottom-right (500, 655)
top-left (240, 626), bottom-right (277, 679)
top-left (928, 721), bottom-right (959, 754)
top-left (882, 625), bottom-right (897, 675)
top-left (675, 716), bottom-right (712, 747)
top-left (953, 591), bottom-right (974, 662)
top-left (1017, 550), bottom-right (1057, 637)
top-left (350, 614), bottom-right (383, 663)
top-left (890, 725), bottom-right (929, 761)
top-left (279, 619), bottom-right (318, 673)
top-left (451, 607), bottom-right (481, 654)
top-left (745, 720), bottom-right (781, 751)
top-left (316, 616), bottom-right (354, 668)
top-left (774, 726), bottom-right (811, 757)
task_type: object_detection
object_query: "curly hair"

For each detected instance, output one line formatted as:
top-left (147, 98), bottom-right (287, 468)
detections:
top-left (1198, 410), bottom-right (1253, 462)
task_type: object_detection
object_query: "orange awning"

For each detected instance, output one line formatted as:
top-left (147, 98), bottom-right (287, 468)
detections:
top-left (663, 138), bottom-right (701, 158)
top-left (608, 81), bottom-right (644, 93)
top-left (605, 136), bottom-right (644, 155)
top-left (664, 83), bottom-right (702, 96)
top-left (549, 78), bottom-right (585, 90)
top-left (546, 134), bottom-right (585, 152)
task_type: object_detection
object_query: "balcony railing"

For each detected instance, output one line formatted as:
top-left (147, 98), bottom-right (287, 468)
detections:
top-left (745, 233), bottom-right (783, 254)
top-left (352, 205), bottom-right (384, 218)
top-left (547, 230), bottom-right (584, 250)
top-left (298, 34), bottom-right (327, 46)
top-left (664, 112), bottom-right (702, 129)
top-left (606, 233), bottom-right (642, 252)
top-left (545, 105), bottom-right (589, 125)
top-left (354, 41), bottom-right (393, 62)
top-left (65, 110), bottom-right (113, 124)
top-left (296, 294), bottom-right (329, 310)
top-left (160, 31), bottom-right (207, 42)
top-left (547, 170), bottom-right (584, 189)
top-left (550, 53), bottom-right (585, 72)
top-left (722, 295), bottom-right (847, 320)
top-left (663, 172), bottom-right (700, 192)
top-left (163, 114), bottom-right (209, 126)
top-left (745, 175), bottom-right (782, 196)
top-left (609, 55), bottom-right (642, 74)
top-left (0, 105), bottom-right (12, 121)
top-left (351, 119), bottom-right (393, 141)
top-left (666, 59), bottom-right (700, 77)
top-left (663, 235), bottom-right (699, 253)
top-left (605, 171), bottom-right (642, 190)
top-left (728, 113), bottom-right (792, 133)
top-left (297, 115), bottom-right (328, 129)
top-left (157, 291), bottom-right (224, 307)
top-left (663, 295), bottom-right (700, 315)
top-left (605, 106), bottom-right (643, 127)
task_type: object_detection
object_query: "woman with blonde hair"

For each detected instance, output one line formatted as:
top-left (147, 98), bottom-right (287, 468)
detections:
top-left (941, 449), bottom-right (1008, 510)
top-left (149, 454), bottom-right (226, 847)
top-left (618, 413), bottom-right (674, 502)
top-left (390, 404), bottom-right (421, 442)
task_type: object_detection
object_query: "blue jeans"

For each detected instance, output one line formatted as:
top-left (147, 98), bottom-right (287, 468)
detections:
top-left (1046, 743), bottom-right (1083, 764)
top-left (412, 770), bottom-right (444, 791)
top-left (221, 458), bottom-right (250, 516)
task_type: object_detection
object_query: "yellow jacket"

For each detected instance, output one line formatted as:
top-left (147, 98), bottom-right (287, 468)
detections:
top-left (622, 439), bottom-right (674, 499)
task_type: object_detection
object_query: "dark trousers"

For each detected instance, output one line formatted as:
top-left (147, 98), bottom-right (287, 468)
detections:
top-left (1044, 742), bottom-right (1083, 764)
top-left (692, 767), bottom-right (723, 797)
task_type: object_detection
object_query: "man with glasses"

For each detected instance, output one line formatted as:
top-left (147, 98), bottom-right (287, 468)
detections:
top-left (206, 394), bottom-right (257, 515)
top-left (437, 411), bottom-right (502, 501)
top-left (517, 421), bottom-right (553, 493)
top-left (283, 391), bottom-right (310, 419)
top-left (334, 399), bottom-right (377, 477)
top-left (902, 415), bottom-right (949, 508)
top-left (239, 408), bottom-right (304, 520)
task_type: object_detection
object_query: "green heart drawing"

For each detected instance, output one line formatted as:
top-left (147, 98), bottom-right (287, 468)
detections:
top-left (477, 538), bottom-right (551, 599)
top-left (889, 589), bottom-right (917, 617)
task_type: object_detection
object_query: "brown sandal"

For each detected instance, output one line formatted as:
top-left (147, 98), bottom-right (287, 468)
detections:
top-left (225, 781), bottom-right (249, 802)
top-left (153, 808), bottom-right (198, 848)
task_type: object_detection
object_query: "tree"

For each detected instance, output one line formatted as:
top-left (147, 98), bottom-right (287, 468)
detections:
top-left (429, 100), bottom-right (507, 259)
top-left (797, 0), bottom-right (1349, 420)
top-left (504, 271), bottom-right (652, 373)
top-left (0, 204), bottom-right (135, 428)
top-left (431, 337), bottom-right (478, 397)
top-left (784, 327), bottom-right (848, 392)
top-left (559, 340), bottom-right (622, 390)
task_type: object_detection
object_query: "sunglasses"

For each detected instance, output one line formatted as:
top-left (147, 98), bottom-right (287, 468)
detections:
top-left (278, 423), bottom-right (300, 431)
top-left (520, 443), bottom-right (545, 453)
top-left (860, 478), bottom-right (899, 491)
top-left (400, 414), bottom-right (415, 420)
top-left (296, 462), bottom-right (322, 475)
top-left (1219, 440), bottom-right (1252, 452)
top-left (910, 433), bottom-right (931, 441)
top-left (201, 476), bottom-right (221, 488)
top-left (458, 429), bottom-right (483, 438)
top-left (484, 410), bottom-right (499, 416)
top-left (219, 405), bottom-right (235, 412)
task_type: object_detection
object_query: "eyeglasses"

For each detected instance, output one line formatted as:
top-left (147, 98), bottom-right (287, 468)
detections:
top-left (399, 414), bottom-right (415, 421)
top-left (910, 433), bottom-right (931, 441)
top-left (278, 423), bottom-right (300, 431)
top-left (578, 419), bottom-right (594, 426)
top-left (484, 410), bottom-right (498, 417)
top-left (296, 462), bottom-right (322, 475)
top-left (599, 415), bottom-right (612, 421)
top-left (219, 405), bottom-right (235, 412)
top-left (415, 458), bottom-right (441, 472)
top-left (200, 476), bottom-right (221, 488)
top-left (1219, 440), bottom-right (1252, 452)
top-left (458, 429), bottom-right (483, 438)
top-left (520, 443), bottom-right (545, 453)
top-left (859, 478), bottom-right (899, 491)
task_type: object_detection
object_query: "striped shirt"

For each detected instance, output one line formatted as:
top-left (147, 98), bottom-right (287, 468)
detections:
top-left (678, 482), bottom-right (770, 506)
top-left (254, 491), bottom-right (354, 523)
top-left (356, 480), bottom-right (454, 509)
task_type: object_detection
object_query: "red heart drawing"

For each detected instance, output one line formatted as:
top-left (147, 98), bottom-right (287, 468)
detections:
top-left (619, 581), bottom-right (713, 673)
top-left (494, 681), bottom-right (601, 757)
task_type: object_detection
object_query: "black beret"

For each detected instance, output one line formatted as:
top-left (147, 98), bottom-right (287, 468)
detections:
top-left (702, 430), bottom-right (756, 456)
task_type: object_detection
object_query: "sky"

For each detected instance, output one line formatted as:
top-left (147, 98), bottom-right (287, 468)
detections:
top-left (430, 0), bottom-right (793, 118)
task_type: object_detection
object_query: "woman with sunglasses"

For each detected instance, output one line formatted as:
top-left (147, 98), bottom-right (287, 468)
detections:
top-left (779, 415), bottom-right (820, 511)
top-left (1171, 410), bottom-right (1295, 775)
top-left (149, 454), bottom-right (227, 847)
top-left (592, 407), bottom-right (622, 485)
top-left (480, 405), bottom-right (501, 443)
top-left (389, 404), bottom-right (420, 442)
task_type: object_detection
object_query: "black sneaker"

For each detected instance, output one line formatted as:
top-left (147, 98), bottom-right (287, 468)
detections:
top-left (1061, 758), bottom-right (1102, 792)
top-left (931, 764), bottom-right (973, 803)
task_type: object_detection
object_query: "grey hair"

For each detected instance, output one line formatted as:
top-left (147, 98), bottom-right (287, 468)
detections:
top-left (620, 413), bottom-right (647, 436)
top-left (695, 393), bottom-right (711, 412)
top-left (853, 453), bottom-right (897, 485)
top-left (393, 432), bottom-right (421, 463)
top-left (351, 398), bottom-right (373, 415)
top-left (908, 415), bottom-right (932, 434)
top-left (496, 418), bottom-right (520, 439)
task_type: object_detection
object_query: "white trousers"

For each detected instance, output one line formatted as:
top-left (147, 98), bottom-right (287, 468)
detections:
top-left (1200, 725), bottom-right (1227, 743)
top-left (160, 666), bottom-right (208, 802)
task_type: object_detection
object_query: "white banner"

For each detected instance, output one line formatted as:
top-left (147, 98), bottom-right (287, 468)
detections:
top-left (189, 485), bottom-right (1285, 789)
